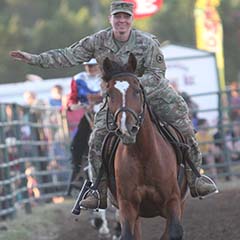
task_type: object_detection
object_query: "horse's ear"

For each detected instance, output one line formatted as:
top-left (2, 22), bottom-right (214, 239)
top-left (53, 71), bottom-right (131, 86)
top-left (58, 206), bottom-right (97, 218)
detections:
top-left (102, 57), bottom-right (112, 76)
top-left (102, 57), bottom-right (113, 82)
top-left (127, 53), bottom-right (137, 73)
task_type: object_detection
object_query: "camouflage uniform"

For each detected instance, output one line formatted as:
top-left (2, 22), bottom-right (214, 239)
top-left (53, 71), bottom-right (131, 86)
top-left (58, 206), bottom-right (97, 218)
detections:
top-left (29, 28), bottom-right (200, 183)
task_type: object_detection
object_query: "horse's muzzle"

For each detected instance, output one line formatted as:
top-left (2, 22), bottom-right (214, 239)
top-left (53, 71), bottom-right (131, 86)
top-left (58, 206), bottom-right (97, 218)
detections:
top-left (120, 134), bottom-right (136, 145)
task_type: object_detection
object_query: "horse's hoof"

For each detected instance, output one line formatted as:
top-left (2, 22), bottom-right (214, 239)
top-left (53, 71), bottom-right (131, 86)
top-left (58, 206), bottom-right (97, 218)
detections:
top-left (99, 232), bottom-right (111, 239)
top-left (90, 217), bottom-right (103, 230)
top-left (112, 235), bottom-right (121, 240)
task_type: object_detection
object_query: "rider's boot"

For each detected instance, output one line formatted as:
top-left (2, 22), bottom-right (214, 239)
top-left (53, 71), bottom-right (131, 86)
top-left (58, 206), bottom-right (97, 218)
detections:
top-left (79, 122), bottom-right (108, 209)
top-left (80, 180), bottom-right (108, 209)
top-left (186, 169), bottom-right (218, 198)
top-left (186, 136), bottom-right (218, 198)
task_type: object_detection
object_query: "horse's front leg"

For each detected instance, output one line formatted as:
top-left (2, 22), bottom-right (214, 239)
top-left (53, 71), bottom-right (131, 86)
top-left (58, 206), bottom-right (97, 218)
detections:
top-left (160, 198), bottom-right (183, 240)
top-left (134, 217), bottom-right (141, 239)
top-left (97, 210), bottom-right (111, 238)
top-left (119, 201), bottom-right (140, 240)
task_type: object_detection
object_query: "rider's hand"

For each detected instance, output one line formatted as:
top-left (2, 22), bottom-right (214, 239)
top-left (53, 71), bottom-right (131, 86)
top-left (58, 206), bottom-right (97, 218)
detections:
top-left (9, 50), bottom-right (33, 64)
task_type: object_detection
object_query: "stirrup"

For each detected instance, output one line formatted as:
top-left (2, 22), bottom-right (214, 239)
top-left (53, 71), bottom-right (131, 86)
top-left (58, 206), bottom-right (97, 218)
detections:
top-left (195, 175), bottom-right (219, 199)
top-left (80, 189), bottom-right (101, 211)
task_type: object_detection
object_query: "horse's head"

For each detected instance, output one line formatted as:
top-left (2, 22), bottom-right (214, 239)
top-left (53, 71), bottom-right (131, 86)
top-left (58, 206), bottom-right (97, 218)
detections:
top-left (102, 53), bottom-right (145, 144)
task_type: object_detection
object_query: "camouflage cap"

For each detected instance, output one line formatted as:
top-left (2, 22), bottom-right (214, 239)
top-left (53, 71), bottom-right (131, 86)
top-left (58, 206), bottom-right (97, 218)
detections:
top-left (110, 1), bottom-right (134, 16)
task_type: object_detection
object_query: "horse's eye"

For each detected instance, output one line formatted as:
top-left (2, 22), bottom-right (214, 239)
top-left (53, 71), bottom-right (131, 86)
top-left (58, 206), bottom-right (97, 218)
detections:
top-left (134, 89), bottom-right (141, 95)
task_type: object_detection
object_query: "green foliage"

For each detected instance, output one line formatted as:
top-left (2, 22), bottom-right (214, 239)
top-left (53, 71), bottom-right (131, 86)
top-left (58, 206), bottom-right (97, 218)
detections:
top-left (220, 0), bottom-right (240, 83)
top-left (148, 0), bottom-right (195, 45)
top-left (0, 0), bottom-right (240, 85)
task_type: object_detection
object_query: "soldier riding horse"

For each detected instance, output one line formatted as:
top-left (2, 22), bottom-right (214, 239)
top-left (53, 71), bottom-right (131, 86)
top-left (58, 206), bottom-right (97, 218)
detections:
top-left (73, 54), bottom-right (190, 240)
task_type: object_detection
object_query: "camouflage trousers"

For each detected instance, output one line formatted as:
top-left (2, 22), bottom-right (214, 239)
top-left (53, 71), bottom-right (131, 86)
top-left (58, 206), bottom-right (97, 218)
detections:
top-left (88, 82), bottom-right (202, 181)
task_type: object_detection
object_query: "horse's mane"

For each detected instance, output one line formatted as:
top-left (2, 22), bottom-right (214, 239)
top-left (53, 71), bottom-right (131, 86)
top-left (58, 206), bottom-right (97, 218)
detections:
top-left (102, 61), bottom-right (129, 82)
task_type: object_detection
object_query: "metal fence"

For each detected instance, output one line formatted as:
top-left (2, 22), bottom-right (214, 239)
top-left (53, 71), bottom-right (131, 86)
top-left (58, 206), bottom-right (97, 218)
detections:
top-left (0, 88), bottom-right (240, 219)
top-left (0, 103), bottom-right (71, 219)
top-left (190, 88), bottom-right (240, 180)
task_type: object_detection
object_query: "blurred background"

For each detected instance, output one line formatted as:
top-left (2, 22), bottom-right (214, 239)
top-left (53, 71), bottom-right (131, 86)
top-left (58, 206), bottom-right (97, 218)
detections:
top-left (0, 0), bottom-right (239, 85)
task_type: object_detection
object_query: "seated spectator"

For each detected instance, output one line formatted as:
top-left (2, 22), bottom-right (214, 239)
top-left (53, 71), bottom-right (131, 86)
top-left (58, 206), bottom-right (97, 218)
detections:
top-left (23, 90), bottom-right (45, 108)
top-left (170, 82), bottom-right (199, 129)
top-left (181, 91), bottom-right (199, 130)
top-left (48, 87), bottom-right (69, 182)
top-left (4, 104), bottom-right (20, 172)
top-left (196, 118), bottom-right (217, 178)
top-left (25, 161), bottom-right (40, 201)
top-left (228, 81), bottom-right (240, 121)
top-left (231, 121), bottom-right (240, 161)
top-left (61, 94), bottom-right (85, 139)
top-left (23, 91), bottom-right (50, 192)
top-left (49, 84), bottom-right (63, 108)
top-left (213, 116), bottom-right (234, 180)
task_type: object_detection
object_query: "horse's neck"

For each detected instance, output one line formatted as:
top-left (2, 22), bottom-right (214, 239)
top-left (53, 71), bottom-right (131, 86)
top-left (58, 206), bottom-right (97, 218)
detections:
top-left (135, 109), bottom-right (160, 150)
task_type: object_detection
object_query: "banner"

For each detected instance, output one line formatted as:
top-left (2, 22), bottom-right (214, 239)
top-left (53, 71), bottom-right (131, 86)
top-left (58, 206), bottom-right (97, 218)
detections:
top-left (194, 0), bottom-right (225, 90)
top-left (124, 0), bottom-right (163, 19)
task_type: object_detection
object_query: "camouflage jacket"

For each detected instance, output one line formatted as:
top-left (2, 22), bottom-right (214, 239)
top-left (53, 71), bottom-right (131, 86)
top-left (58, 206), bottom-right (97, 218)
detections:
top-left (30, 28), bottom-right (168, 95)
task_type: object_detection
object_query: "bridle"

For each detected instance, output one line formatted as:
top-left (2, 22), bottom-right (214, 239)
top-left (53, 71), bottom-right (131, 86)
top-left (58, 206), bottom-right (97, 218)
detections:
top-left (105, 73), bottom-right (146, 137)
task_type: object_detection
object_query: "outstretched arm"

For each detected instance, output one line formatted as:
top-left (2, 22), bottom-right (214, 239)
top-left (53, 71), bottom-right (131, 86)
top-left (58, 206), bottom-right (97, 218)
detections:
top-left (9, 35), bottom-right (95, 68)
top-left (9, 48), bottom-right (79, 68)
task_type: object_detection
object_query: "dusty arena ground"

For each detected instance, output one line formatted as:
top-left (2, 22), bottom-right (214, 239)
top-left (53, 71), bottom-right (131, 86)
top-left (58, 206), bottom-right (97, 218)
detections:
top-left (0, 180), bottom-right (240, 240)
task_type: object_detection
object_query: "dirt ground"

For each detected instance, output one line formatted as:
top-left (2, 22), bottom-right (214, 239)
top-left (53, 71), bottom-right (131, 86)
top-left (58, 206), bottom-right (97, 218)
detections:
top-left (1, 182), bottom-right (240, 240)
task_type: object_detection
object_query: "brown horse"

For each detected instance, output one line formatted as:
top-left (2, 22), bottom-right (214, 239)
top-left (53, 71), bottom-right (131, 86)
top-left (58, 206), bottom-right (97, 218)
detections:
top-left (102, 53), bottom-right (188, 240)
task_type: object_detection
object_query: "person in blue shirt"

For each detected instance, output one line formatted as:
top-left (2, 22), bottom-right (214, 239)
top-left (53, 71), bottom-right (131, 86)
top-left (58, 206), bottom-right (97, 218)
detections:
top-left (49, 84), bottom-right (63, 107)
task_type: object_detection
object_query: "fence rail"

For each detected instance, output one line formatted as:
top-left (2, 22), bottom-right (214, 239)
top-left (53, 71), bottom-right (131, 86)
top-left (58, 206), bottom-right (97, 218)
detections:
top-left (0, 103), bottom-right (71, 219)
